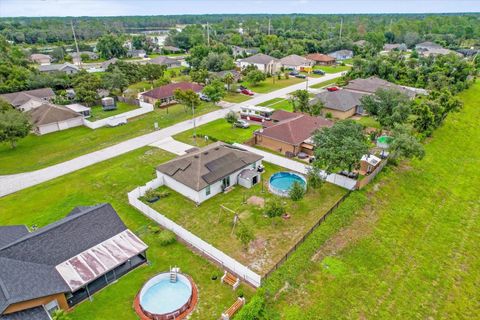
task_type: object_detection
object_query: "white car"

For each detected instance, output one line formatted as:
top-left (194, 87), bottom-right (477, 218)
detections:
top-left (234, 119), bottom-right (250, 128)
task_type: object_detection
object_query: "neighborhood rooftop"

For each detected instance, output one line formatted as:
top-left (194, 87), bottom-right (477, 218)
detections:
top-left (344, 76), bottom-right (416, 98)
top-left (240, 53), bottom-right (278, 64)
top-left (141, 82), bottom-right (203, 100)
top-left (0, 88), bottom-right (55, 107)
top-left (156, 142), bottom-right (263, 191)
top-left (279, 54), bottom-right (313, 66)
top-left (312, 89), bottom-right (368, 112)
top-left (28, 104), bottom-right (82, 126)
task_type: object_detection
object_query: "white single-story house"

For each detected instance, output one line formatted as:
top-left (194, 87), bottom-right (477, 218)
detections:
top-left (279, 54), bottom-right (315, 71)
top-left (39, 63), bottom-right (80, 75)
top-left (30, 53), bottom-right (52, 65)
top-left (28, 103), bottom-right (83, 135)
top-left (155, 142), bottom-right (263, 204)
top-left (0, 88), bottom-right (56, 112)
top-left (238, 53), bottom-right (280, 74)
top-left (65, 103), bottom-right (91, 118)
top-left (328, 50), bottom-right (354, 60)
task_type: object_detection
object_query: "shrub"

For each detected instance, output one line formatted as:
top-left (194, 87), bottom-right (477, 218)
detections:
top-left (144, 188), bottom-right (158, 200)
top-left (289, 181), bottom-right (305, 201)
top-left (235, 293), bottom-right (266, 320)
top-left (52, 310), bottom-right (71, 320)
top-left (235, 222), bottom-right (254, 249)
top-left (325, 112), bottom-right (333, 119)
top-left (307, 167), bottom-right (324, 189)
top-left (158, 230), bottom-right (176, 246)
top-left (148, 225), bottom-right (161, 234)
top-left (264, 201), bottom-right (286, 218)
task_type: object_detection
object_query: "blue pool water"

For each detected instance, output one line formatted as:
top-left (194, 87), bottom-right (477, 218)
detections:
top-left (140, 273), bottom-right (192, 315)
top-left (269, 172), bottom-right (307, 194)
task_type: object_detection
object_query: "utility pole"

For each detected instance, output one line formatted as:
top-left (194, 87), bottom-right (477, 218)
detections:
top-left (192, 102), bottom-right (197, 145)
top-left (268, 18), bottom-right (271, 35)
top-left (71, 20), bottom-right (82, 68)
top-left (339, 18), bottom-right (343, 41)
top-left (207, 22), bottom-right (210, 46)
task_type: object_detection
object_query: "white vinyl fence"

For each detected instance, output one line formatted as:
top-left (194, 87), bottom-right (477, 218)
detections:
top-left (83, 102), bottom-right (154, 129)
top-left (128, 179), bottom-right (262, 288)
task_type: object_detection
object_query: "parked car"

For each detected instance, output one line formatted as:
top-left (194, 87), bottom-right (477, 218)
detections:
top-left (295, 74), bottom-right (307, 79)
top-left (327, 86), bottom-right (340, 92)
top-left (241, 89), bottom-right (254, 96)
top-left (313, 69), bottom-right (325, 75)
top-left (234, 119), bottom-right (250, 128)
top-left (339, 170), bottom-right (359, 179)
top-left (199, 93), bottom-right (211, 102)
top-left (289, 70), bottom-right (299, 76)
top-left (239, 85), bottom-right (248, 90)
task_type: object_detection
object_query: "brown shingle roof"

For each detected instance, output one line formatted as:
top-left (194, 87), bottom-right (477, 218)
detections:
top-left (141, 82), bottom-right (203, 100)
top-left (156, 142), bottom-right (263, 191)
top-left (0, 88), bottom-right (55, 107)
top-left (256, 112), bottom-right (333, 146)
top-left (269, 110), bottom-right (299, 122)
top-left (305, 53), bottom-right (335, 63)
top-left (28, 104), bottom-right (82, 126)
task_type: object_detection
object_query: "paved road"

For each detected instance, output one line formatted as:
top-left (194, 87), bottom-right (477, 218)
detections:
top-left (0, 72), bottom-right (343, 197)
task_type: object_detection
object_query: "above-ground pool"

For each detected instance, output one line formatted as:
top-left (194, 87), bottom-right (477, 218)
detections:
top-left (269, 172), bottom-right (307, 197)
top-left (377, 136), bottom-right (392, 149)
top-left (135, 272), bottom-right (197, 320)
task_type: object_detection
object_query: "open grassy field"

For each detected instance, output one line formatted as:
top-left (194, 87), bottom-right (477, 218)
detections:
top-left (259, 81), bottom-right (480, 319)
top-left (242, 77), bottom-right (304, 93)
top-left (0, 147), bottom-right (254, 320)
top-left (148, 162), bottom-right (346, 275)
top-left (0, 102), bottom-right (220, 174)
top-left (89, 102), bottom-right (139, 121)
top-left (309, 78), bottom-right (339, 89)
top-left (222, 92), bottom-right (253, 103)
top-left (173, 118), bottom-right (260, 147)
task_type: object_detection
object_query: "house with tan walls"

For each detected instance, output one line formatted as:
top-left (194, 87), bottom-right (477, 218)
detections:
top-left (311, 89), bottom-right (368, 119)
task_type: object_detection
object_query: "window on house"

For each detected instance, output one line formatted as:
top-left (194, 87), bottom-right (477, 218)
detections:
top-left (252, 162), bottom-right (256, 169)
top-left (206, 185), bottom-right (211, 196)
top-left (44, 300), bottom-right (59, 316)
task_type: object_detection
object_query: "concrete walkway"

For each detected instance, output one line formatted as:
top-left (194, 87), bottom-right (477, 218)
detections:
top-left (233, 143), bottom-right (357, 190)
top-left (0, 72), bottom-right (344, 197)
top-left (149, 137), bottom-right (195, 155)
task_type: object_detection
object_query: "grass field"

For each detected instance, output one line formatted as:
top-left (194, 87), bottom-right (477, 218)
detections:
top-left (148, 162), bottom-right (346, 274)
top-left (355, 116), bottom-right (382, 129)
top-left (257, 97), bottom-right (293, 112)
top-left (89, 102), bottom-right (139, 121)
top-left (242, 77), bottom-right (304, 93)
top-left (314, 64), bottom-right (351, 73)
top-left (222, 92), bottom-right (253, 103)
top-left (0, 147), bottom-right (253, 319)
top-left (260, 81), bottom-right (480, 318)
top-left (310, 78), bottom-right (338, 89)
top-left (173, 118), bottom-right (260, 147)
top-left (0, 102), bottom-right (220, 174)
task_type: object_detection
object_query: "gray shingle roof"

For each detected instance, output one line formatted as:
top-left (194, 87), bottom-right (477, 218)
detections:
top-left (344, 76), bottom-right (416, 98)
top-left (156, 142), bottom-right (263, 191)
top-left (240, 53), bottom-right (278, 65)
top-left (0, 306), bottom-right (50, 320)
top-left (0, 88), bottom-right (55, 108)
top-left (149, 56), bottom-right (180, 66)
top-left (28, 104), bottom-right (82, 126)
top-left (0, 227), bottom-right (29, 249)
top-left (312, 90), bottom-right (367, 112)
top-left (0, 204), bottom-right (128, 313)
top-left (38, 63), bottom-right (79, 72)
top-left (279, 54), bottom-right (313, 67)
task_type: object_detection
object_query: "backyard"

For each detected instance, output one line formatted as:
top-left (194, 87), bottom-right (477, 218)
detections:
top-left (242, 77), bottom-right (304, 93)
top-left (0, 147), bottom-right (254, 320)
top-left (147, 162), bottom-right (346, 275)
top-left (0, 102), bottom-right (220, 174)
top-left (258, 81), bottom-right (480, 318)
top-left (173, 118), bottom-right (260, 147)
top-left (89, 101), bottom-right (139, 121)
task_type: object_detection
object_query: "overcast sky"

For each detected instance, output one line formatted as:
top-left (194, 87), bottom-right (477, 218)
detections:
top-left (0, 0), bottom-right (479, 17)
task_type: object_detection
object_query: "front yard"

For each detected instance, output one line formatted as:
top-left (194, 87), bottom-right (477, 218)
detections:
top-left (222, 92), bottom-right (253, 103)
top-left (173, 118), bottom-right (260, 147)
top-left (257, 98), bottom-right (293, 111)
top-left (0, 102), bottom-right (220, 174)
top-left (313, 64), bottom-right (351, 73)
top-left (89, 102), bottom-right (139, 121)
top-left (0, 147), bottom-right (253, 319)
top-left (147, 162), bottom-right (346, 275)
top-left (310, 78), bottom-right (339, 89)
top-left (242, 77), bottom-right (304, 93)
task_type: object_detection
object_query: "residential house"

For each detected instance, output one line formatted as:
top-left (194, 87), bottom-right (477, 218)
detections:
top-left (414, 41), bottom-right (460, 57)
top-left (127, 49), bottom-right (147, 58)
top-left (382, 43), bottom-right (407, 52)
top-left (305, 53), bottom-right (336, 66)
top-left (311, 89), bottom-right (368, 119)
top-left (28, 103), bottom-right (84, 135)
top-left (279, 54), bottom-right (315, 71)
top-left (148, 56), bottom-right (181, 68)
top-left (39, 63), bottom-right (79, 75)
top-left (0, 204), bottom-right (148, 320)
top-left (30, 54), bottom-right (52, 65)
top-left (353, 40), bottom-right (367, 47)
top-left (344, 76), bottom-right (416, 98)
top-left (238, 53), bottom-right (280, 74)
top-left (209, 70), bottom-right (242, 82)
top-left (0, 88), bottom-right (55, 112)
top-left (140, 82), bottom-right (203, 106)
top-left (328, 50), bottom-right (354, 61)
top-left (231, 46), bottom-right (259, 57)
top-left (415, 41), bottom-right (443, 52)
top-left (100, 58), bottom-right (119, 70)
top-left (162, 46), bottom-right (183, 54)
top-left (71, 51), bottom-right (98, 64)
top-left (254, 111), bottom-right (333, 156)
top-left (65, 103), bottom-right (91, 118)
top-left (155, 142), bottom-right (264, 204)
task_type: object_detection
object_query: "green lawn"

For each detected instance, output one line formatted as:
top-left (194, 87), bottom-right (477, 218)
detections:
top-left (89, 102), bottom-right (139, 121)
top-left (242, 77), bottom-right (304, 93)
top-left (148, 162), bottom-right (346, 275)
top-left (313, 64), bottom-right (351, 73)
top-left (355, 116), bottom-right (381, 129)
top-left (173, 118), bottom-right (260, 147)
top-left (257, 98), bottom-right (293, 112)
top-left (0, 102), bottom-right (220, 175)
top-left (222, 92), bottom-right (253, 103)
top-left (259, 81), bottom-right (480, 318)
top-left (310, 78), bottom-right (339, 89)
top-left (0, 147), bottom-right (253, 320)
top-left (257, 98), bottom-right (284, 107)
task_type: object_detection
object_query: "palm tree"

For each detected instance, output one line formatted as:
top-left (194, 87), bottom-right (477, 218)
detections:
top-left (223, 72), bottom-right (235, 92)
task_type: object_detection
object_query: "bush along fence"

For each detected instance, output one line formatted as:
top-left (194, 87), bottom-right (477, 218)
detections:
top-left (127, 178), bottom-right (263, 288)
top-left (263, 190), bottom-right (352, 279)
